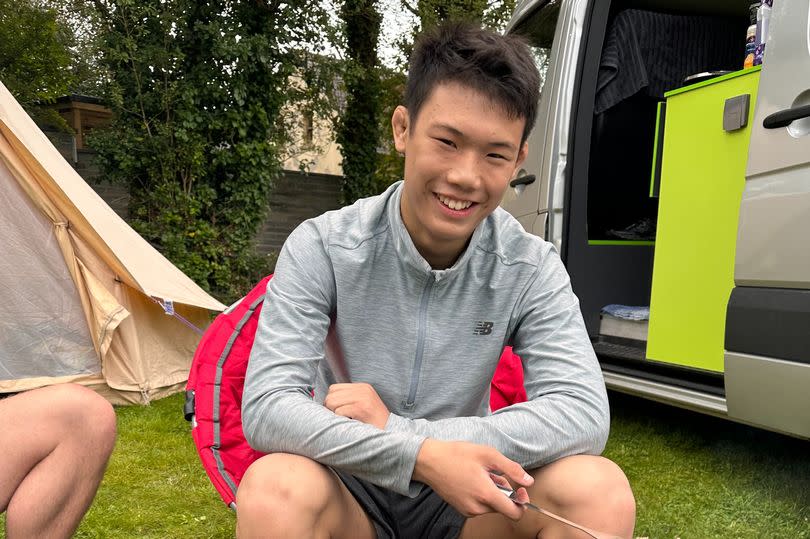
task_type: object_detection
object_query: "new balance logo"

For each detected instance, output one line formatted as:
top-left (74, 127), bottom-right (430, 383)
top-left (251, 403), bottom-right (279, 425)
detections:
top-left (473, 321), bottom-right (493, 336)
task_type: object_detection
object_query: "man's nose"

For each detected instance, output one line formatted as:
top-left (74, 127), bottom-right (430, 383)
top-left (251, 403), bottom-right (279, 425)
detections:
top-left (446, 151), bottom-right (482, 189)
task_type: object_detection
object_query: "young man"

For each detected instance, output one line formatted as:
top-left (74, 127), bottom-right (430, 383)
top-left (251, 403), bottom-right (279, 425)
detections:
top-left (238, 22), bottom-right (635, 539)
top-left (0, 384), bottom-right (117, 538)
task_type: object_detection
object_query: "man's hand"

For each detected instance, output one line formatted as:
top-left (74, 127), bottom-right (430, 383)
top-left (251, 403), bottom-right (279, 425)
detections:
top-left (412, 439), bottom-right (533, 520)
top-left (324, 383), bottom-right (390, 429)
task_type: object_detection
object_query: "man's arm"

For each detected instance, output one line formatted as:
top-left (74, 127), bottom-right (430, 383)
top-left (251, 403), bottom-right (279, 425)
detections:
top-left (385, 250), bottom-right (610, 470)
top-left (241, 221), bottom-right (426, 496)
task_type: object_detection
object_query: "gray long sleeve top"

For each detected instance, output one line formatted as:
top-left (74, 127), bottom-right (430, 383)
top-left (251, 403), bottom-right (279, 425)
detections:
top-left (242, 182), bottom-right (609, 496)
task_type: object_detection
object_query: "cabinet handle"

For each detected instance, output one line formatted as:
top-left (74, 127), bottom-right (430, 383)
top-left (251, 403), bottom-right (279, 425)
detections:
top-left (763, 103), bottom-right (810, 129)
top-left (510, 174), bottom-right (536, 187)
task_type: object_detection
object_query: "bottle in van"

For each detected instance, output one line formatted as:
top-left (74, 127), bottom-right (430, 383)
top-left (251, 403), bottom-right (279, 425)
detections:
top-left (744, 23), bottom-right (756, 68)
top-left (754, 0), bottom-right (773, 65)
top-left (744, 2), bottom-right (758, 68)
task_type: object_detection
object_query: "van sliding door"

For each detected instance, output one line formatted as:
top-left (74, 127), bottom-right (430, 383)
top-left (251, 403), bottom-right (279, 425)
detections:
top-left (724, 0), bottom-right (810, 439)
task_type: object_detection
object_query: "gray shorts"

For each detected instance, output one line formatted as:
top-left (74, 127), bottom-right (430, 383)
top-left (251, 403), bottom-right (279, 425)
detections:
top-left (335, 470), bottom-right (466, 539)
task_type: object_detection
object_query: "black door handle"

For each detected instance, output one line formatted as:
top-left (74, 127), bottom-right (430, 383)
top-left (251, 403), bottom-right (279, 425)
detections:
top-left (763, 103), bottom-right (810, 129)
top-left (510, 174), bottom-right (536, 188)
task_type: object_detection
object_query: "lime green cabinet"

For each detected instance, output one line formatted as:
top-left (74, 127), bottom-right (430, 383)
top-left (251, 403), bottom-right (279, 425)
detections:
top-left (647, 68), bottom-right (760, 372)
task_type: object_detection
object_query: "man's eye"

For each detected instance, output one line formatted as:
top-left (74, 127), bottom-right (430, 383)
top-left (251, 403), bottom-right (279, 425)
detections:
top-left (488, 153), bottom-right (507, 160)
top-left (437, 138), bottom-right (455, 147)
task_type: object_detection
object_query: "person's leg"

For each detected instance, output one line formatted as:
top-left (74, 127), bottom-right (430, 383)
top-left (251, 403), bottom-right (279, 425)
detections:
top-left (0, 384), bottom-right (117, 539)
top-left (459, 455), bottom-right (636, 539)
top-left (236, 453), bottom-right (379, 539)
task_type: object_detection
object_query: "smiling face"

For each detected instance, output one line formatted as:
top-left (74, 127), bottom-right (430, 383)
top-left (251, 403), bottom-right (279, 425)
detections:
top-left (392, 82), bottom-right (528, 269)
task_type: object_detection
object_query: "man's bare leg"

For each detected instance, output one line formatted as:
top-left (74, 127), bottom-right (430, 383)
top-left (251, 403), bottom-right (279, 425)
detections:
top-left (0, 384), bottom-right (117, 539)
top-left (459, 455), bottom-right (636, 539)
top-left (236, 453), bottom-right (378, 539)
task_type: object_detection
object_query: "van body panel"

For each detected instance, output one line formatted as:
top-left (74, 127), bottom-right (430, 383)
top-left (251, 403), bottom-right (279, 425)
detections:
top-left (737, 0), bottom-right (810, 289)
top-left (725, 352), bottom-right (810, 439)
top-left (725, 286), bottom-right (810, 363)
top-left (745, 0), bottom-right (810, 177)
top-left (735, 189), bottom-right (810, 288)
top-left (532, 211), bottom-right (548, 239)
top-left (501, 130), bottom-right (546, 220)
top-left (726, 0), bottom-right (810, 439)
top-left (514, 212), bottom-right (540, 239)
top-left (502, 0), bottom-right (590, 254)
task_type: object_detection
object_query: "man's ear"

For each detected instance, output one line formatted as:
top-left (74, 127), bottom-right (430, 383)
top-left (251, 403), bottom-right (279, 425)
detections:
top-left (392, 105), bottom-right (409, 154)
top-left (514, 142), bottom-right (529, 170)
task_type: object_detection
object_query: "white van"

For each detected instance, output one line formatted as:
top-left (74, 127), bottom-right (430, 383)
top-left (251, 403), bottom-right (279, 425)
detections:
top-left (502, 0), bottom-right (810, 439)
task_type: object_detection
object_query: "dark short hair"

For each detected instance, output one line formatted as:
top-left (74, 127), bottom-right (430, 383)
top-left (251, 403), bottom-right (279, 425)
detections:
top-left (404, 21), bottom-right (541, 145)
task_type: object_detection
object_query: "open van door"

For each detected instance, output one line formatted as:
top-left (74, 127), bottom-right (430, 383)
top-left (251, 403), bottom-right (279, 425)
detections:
top-left (505, 0), bottom-right (809, 439)
top-left (724, 0), bottom-right (810, 438)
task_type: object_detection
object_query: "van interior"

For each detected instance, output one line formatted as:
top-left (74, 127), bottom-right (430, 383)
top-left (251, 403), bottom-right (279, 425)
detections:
top-left (553, 0), bottom-right (754, 391)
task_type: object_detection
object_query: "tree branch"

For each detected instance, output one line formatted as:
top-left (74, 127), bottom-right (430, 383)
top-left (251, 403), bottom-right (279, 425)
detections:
top-left (253, 0), bottom-right (282, 14)
top-left (88, 0), bottom-right (112, 29)
top-left (400, 0), bottom-right (419, 17)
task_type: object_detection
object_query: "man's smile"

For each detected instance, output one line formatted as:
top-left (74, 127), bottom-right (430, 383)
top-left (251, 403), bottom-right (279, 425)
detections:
top-left (435, 193), bottom-right (476, 212)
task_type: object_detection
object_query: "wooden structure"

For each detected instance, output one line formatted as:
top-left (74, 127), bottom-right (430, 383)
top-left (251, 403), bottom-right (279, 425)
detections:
top-left (54, 94), bottom-right (112, 149)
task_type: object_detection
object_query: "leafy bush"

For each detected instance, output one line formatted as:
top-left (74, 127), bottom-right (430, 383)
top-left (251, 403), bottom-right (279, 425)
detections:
top-left (89, 0), bottom-right (332, 302)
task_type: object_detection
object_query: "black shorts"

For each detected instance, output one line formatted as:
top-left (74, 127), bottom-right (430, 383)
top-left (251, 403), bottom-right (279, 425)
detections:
top-left (335, 470), bottom-right (467, 539)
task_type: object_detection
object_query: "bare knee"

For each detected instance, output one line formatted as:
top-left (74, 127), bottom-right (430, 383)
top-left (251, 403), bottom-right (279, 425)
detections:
top-left (571, 457), bottom-right (634, 515)
top-left (535, 456), bottom-right (636, 534)
top-left (237, 453), bottom-right (339, 523)
top-left (49, 384), bottom-right (117, 456)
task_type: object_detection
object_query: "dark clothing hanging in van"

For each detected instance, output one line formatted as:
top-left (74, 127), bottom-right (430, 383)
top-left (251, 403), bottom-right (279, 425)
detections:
top-left (587, 8), bottom-right (747, 241)
top-left (595, 9), bottom-right (746, 114)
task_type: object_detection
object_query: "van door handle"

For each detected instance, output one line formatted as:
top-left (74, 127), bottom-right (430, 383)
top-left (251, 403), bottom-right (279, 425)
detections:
top-left (510, 174), bottom-right (536, 187)
top-left (763, 103), bottom-right (810, 129)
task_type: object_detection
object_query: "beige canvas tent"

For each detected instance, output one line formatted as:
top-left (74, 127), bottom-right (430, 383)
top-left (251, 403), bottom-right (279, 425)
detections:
top-left (0, 81), bottom-right (226, 404)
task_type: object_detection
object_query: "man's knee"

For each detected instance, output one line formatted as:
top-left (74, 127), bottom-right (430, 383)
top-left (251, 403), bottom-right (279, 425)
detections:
top-left (577, 457), bottom-right (635, 517)
top-left (50, 384), bottom-right (117, 454)
top-left (535, 455), bottom-right (635, 522)
top-left (237, 453), bottom-right (339, 519)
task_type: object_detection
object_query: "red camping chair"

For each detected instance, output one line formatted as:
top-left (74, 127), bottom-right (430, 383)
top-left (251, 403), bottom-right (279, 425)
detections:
top-left (185, 274), bottom-right (526, 509)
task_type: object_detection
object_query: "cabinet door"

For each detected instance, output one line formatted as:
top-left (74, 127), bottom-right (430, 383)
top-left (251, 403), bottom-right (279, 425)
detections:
top-left (736, 0), bottom-right (810, 289)
top-left (647, 71), bottom-right (759, 372)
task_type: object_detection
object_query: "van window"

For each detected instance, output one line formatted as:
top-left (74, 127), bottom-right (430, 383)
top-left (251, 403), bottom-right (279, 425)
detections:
top-left (511, 0), bottom-right (560, 93)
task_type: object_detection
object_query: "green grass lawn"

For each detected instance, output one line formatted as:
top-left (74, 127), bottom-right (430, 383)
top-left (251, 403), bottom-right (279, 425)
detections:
top-left (10, 390), bottom-right (804, 538)
top-left (74, 393), bottom-right (236, 539)
top-left (604, 392), bottom-right (810, 538)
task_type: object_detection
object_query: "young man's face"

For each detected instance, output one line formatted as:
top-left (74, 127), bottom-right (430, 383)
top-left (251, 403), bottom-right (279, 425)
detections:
top-left (392, 82), bottom-right (528, 269)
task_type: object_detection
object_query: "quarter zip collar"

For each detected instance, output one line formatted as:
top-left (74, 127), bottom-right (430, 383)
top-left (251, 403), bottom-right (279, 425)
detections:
top-left (387, 181), bottom-right (485, 282)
